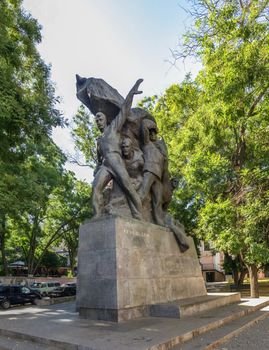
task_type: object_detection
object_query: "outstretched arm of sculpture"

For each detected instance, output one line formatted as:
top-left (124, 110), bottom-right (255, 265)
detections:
top-left (113, 79), bottom-right (143, 131)
top-left (93, 138), bottom-right (103, 175)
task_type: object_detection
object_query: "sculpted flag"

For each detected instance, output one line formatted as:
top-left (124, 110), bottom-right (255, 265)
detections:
top-left (76, 75), bottom-right (124, 124)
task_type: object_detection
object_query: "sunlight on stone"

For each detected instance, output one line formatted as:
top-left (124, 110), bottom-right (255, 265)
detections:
top-left (261, 306), bottom-right (269, 312)
top-left (56, 318), bottom-right (73, 322)
top-left (143, 328), bottom-right (159, 332)
top-left (239, 297), bottom-right (269, 307)
top-left (94, 322), bottom-right (111, 327)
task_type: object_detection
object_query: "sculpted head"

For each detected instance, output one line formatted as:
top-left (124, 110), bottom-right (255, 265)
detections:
top-left (121, 136), bottom-right (133, 159)
top-left (149, 128), bottom-right (157, 142)
top-left (95, 112), bottom-right (107, 132)
top-left (142, 119), bottom-right (158, 142)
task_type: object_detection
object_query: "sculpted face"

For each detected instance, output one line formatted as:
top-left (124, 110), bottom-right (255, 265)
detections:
top-left (149, 128), bottom-right (157, 142)
top-left (95, 112), bottom-right (107, 132)
top-left (121, 137), bottom-right (132, 158)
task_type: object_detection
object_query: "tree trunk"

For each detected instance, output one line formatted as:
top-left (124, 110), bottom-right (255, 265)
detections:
top-left (248, 264), bottom-right (259, 298)
top-left (0, 216), bottom-right (8, 275)
top-left (28, 217), bottom-right (40, 276)
top-left (27, 248), bottom-right (35, 276)
top-left (70, 261), bottom-right (74, 277)
top-left (238, 268), bottom-right (247, 286)
top-left (232, 268), bottom-right (239, 285)
top-left (67, 245), bottom-right (75, 277)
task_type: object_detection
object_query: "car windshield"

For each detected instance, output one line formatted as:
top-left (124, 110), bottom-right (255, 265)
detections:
top-left (31, 283), bottom-right (43, 288)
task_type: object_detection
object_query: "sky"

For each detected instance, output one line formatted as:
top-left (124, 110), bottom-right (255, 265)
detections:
top-left (22, 0), bottom-right (200, 183)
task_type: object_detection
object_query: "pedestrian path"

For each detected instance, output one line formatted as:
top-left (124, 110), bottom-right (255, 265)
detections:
top-left (0, 297), bottom-right (268, 350)
top-left (0, 335), bottom-right (60, 350)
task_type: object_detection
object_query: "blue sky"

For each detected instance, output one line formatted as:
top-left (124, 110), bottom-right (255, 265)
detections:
top-left (22, 0), bottom-right (200, 182)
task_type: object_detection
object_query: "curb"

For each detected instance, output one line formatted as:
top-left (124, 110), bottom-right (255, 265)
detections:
top-left (147, 299), bottom-right (269, 350)
top-left (0, 328), bottom-right (78, 350)
top-left (203, 312), bottom-right (269, 350)
top-left (36, 295), bottom-right (75, 306)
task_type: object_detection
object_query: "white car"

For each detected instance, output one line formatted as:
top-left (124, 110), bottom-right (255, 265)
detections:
top-left (30, 281), bottom-right (61, 296)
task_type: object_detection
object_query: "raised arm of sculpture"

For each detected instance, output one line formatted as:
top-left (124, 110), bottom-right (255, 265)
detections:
top-left (112, 79), bottom-right (143, 132)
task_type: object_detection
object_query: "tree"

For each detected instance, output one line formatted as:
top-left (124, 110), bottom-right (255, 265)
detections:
top-left (144, 0), bottom-right (269, 297)
top-left (7, 171), bottom-right (91, 275)
top-left (0, 0), bottom-right (63, 151)
top-left (8, 152), bottom-right (66, 273)
top-left (34, 172), bottom-right (92, 275)
top-left (222, 253), bottom-right (248, 286)
top-left (62, 230), bottom-right (79, 276)
top-left (70, 105), bottom-right (100, 169)
top-left (40, 250), bottom-right (61, 270)
top-left (0, 0), bottom-right (66, 275)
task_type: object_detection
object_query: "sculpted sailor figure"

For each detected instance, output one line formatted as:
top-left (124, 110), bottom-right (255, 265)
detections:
top-left (139, 119), bottom-right (168, 226)
top-left (121, 134), bottom-right (144, 191)
top-left (92, 79), bottom-right (144, 220)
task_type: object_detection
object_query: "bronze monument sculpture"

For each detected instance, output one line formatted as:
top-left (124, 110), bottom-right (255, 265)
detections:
top-left (75, 76), bottom-right (237, 323)
top-left (76, 76), bottom-right (189, 251)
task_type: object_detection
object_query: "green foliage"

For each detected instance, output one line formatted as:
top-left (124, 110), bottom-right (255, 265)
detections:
top-left (40, 251), bottom-right (62, 269)
top-left (0, 1), bottom-right (77, 275)
top-left (0, 0), bottom-right (66, 220)
top-left (71, 105), bottom-right (100, 168)
top-left (0, 0), bottom-right (63, 158)
top-left (142, 0), bottom-right (269, 277)
top-left (7, 171), bottom-right (92, 274)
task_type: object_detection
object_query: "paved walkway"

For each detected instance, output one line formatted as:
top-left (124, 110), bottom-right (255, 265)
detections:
top-left (0, 335), bottom-right (60, 350)
top-left (0, 298), bottom-right (269, 350)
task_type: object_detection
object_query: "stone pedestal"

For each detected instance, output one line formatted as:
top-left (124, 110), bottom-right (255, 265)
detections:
top-left (76, 215), bottom-right (207, 322)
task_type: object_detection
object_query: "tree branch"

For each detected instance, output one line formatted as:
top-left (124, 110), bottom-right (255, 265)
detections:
top-left (247, 86), bottom-right (269, 118)
top-left (32, 198), bottom-right (90, 274)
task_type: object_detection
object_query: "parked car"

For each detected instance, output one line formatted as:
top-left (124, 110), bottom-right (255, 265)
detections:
top-left (48, 285), bottom-right (76, 298)
top-left (30, 281), bottom-right (61, 296)
top-left (0, 285), bottom-right (42, 309)
top-left (63, 282), bottom-right (76, 287)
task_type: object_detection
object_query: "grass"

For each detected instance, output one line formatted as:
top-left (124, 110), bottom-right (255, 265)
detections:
top-left (209, 279), bottom-right (269, 298)
top-left (240, 281), bottom-right (269, 298)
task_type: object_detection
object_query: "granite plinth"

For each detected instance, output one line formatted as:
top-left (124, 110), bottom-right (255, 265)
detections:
top-left (149, 293), bottom-right (241, 318)
top-left (76, 215), bottom-right (207, 322)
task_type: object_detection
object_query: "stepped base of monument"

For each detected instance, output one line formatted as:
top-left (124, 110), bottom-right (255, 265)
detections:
top-left (79, 305), bottom-right (150, 323)
top-left (79, 293), bottom-right (240, 322)
top-left (4, 296), bottom-right (269, 350)
top-left (150, 292), bottom-right (241, 318)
